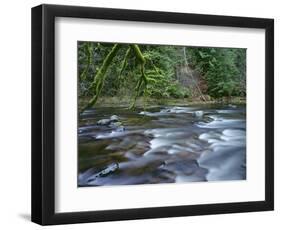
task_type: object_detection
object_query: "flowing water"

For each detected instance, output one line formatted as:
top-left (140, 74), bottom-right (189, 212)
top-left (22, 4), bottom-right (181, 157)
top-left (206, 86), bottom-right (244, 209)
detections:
top-left (78, 104), bottom-right (246, 186)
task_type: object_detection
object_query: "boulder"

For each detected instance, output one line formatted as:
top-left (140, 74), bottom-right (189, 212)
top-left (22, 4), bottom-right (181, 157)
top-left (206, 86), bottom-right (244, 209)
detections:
top-left (97, 118), bottom-right (111, 126)
top-left (97, 115), bottom-right (124, 132)
top-left (110, 115), bottom-right (119, 122)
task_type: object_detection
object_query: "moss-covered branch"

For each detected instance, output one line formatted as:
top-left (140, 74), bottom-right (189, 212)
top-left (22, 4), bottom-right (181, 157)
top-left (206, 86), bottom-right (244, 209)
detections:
top-left (81, 44), bottom-right (121, 112)
top-left (81, 44), bottom-right (149, 112)
top-left (117, 47), bottom-right (131, 84)
top-left (131, 44), bottom-right (146, 63)
top-left (80, 42), bottom-right (93, 81)
top-left (129, 45), bottom-right (148, 109)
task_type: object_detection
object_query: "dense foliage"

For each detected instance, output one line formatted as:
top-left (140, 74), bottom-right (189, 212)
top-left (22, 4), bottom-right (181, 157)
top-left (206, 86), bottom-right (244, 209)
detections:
top-left (186, 47), bottom-right (246, 97)
top-left (78, 42), bottom-right (246, 109)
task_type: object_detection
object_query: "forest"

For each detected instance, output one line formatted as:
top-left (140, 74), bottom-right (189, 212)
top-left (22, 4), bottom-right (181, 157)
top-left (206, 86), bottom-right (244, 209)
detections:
top-left (78, 42), bottom-right (247, 187)
top-left (78, 42), bottom-right (246, 111)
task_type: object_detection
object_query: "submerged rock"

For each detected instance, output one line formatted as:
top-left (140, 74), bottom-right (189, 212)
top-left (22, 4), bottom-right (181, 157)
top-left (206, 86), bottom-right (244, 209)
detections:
top-left (228, 104), bottom-right (237, 108)
top-left (99, 163), bottom-right (119, 177)
top-left (86, 163), bottom-right (119, 183)
top-left (116, 126), bottom-right (125, 132)
top-left (109, 121), bottom-right (125, 132)
top-left (109, 121), bottom-right (122, 128)
top-left (160, 107), bottom-right (194, 114)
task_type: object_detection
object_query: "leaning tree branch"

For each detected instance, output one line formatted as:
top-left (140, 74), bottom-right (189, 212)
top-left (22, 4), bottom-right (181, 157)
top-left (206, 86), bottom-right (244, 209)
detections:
top-left (129, 45), bottom-right (148, 109)
top-left (81, 44), bottom-right (121, 112)
top-left (79, 42), bottom-right (93, 81)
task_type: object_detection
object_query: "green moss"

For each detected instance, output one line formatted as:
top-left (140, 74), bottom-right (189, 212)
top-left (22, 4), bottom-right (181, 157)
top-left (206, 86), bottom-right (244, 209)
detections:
top-left (81, 44), bottom-right (121, 112)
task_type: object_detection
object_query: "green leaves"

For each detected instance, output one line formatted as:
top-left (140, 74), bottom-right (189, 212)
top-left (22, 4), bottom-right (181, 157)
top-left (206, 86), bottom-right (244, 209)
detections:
top-left (187, 47), bottom-right (246, 98)
top-left (82, 44), bottom-right (121, 111)
top-left (78, 41), bottom-right (246, 111)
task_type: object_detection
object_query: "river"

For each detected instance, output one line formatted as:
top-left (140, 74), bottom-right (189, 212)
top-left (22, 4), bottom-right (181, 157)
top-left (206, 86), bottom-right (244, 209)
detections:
top-left (78, 104), bottom-right (246, 186)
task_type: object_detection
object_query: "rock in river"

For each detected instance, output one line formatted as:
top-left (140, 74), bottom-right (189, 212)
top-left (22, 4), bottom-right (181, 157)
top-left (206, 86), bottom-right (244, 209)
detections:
top-left (110, 115), bottom-right (119, 122)
top-left (96, 115), bottom-right (125, 132)
top-left (97, 115), bottom-right (121, 126)
top-left (109, 121), bottom-right (122, 128)
top-left (97, 118), bottom-right (111, 126)
top-left (84, 163), bottom-right (119, 184)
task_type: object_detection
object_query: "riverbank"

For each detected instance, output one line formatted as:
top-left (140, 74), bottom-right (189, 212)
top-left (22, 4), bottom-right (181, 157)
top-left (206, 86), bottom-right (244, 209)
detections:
top-left (79, 96), bottom-right (246, 109)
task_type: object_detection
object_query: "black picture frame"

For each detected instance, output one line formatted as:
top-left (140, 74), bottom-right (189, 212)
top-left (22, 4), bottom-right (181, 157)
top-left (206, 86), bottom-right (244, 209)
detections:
top-left (31, 4), bottom-right (274, 225)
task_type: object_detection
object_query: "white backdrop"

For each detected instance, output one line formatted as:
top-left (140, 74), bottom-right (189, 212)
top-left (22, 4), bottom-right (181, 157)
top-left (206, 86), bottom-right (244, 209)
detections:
top-left (55, 18), bottom-right (265, 212)
top-left (0, 0), bottom-right (279, 229)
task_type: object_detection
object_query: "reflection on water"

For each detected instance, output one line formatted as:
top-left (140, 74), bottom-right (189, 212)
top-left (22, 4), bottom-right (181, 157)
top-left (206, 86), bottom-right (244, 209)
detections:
top-left (78, 104), bottom-right (246, 186)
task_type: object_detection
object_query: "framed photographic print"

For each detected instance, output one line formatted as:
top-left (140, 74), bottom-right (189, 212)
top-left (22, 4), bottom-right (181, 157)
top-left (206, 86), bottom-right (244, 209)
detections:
top-left (31, 4), bottom-right (274, 225)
